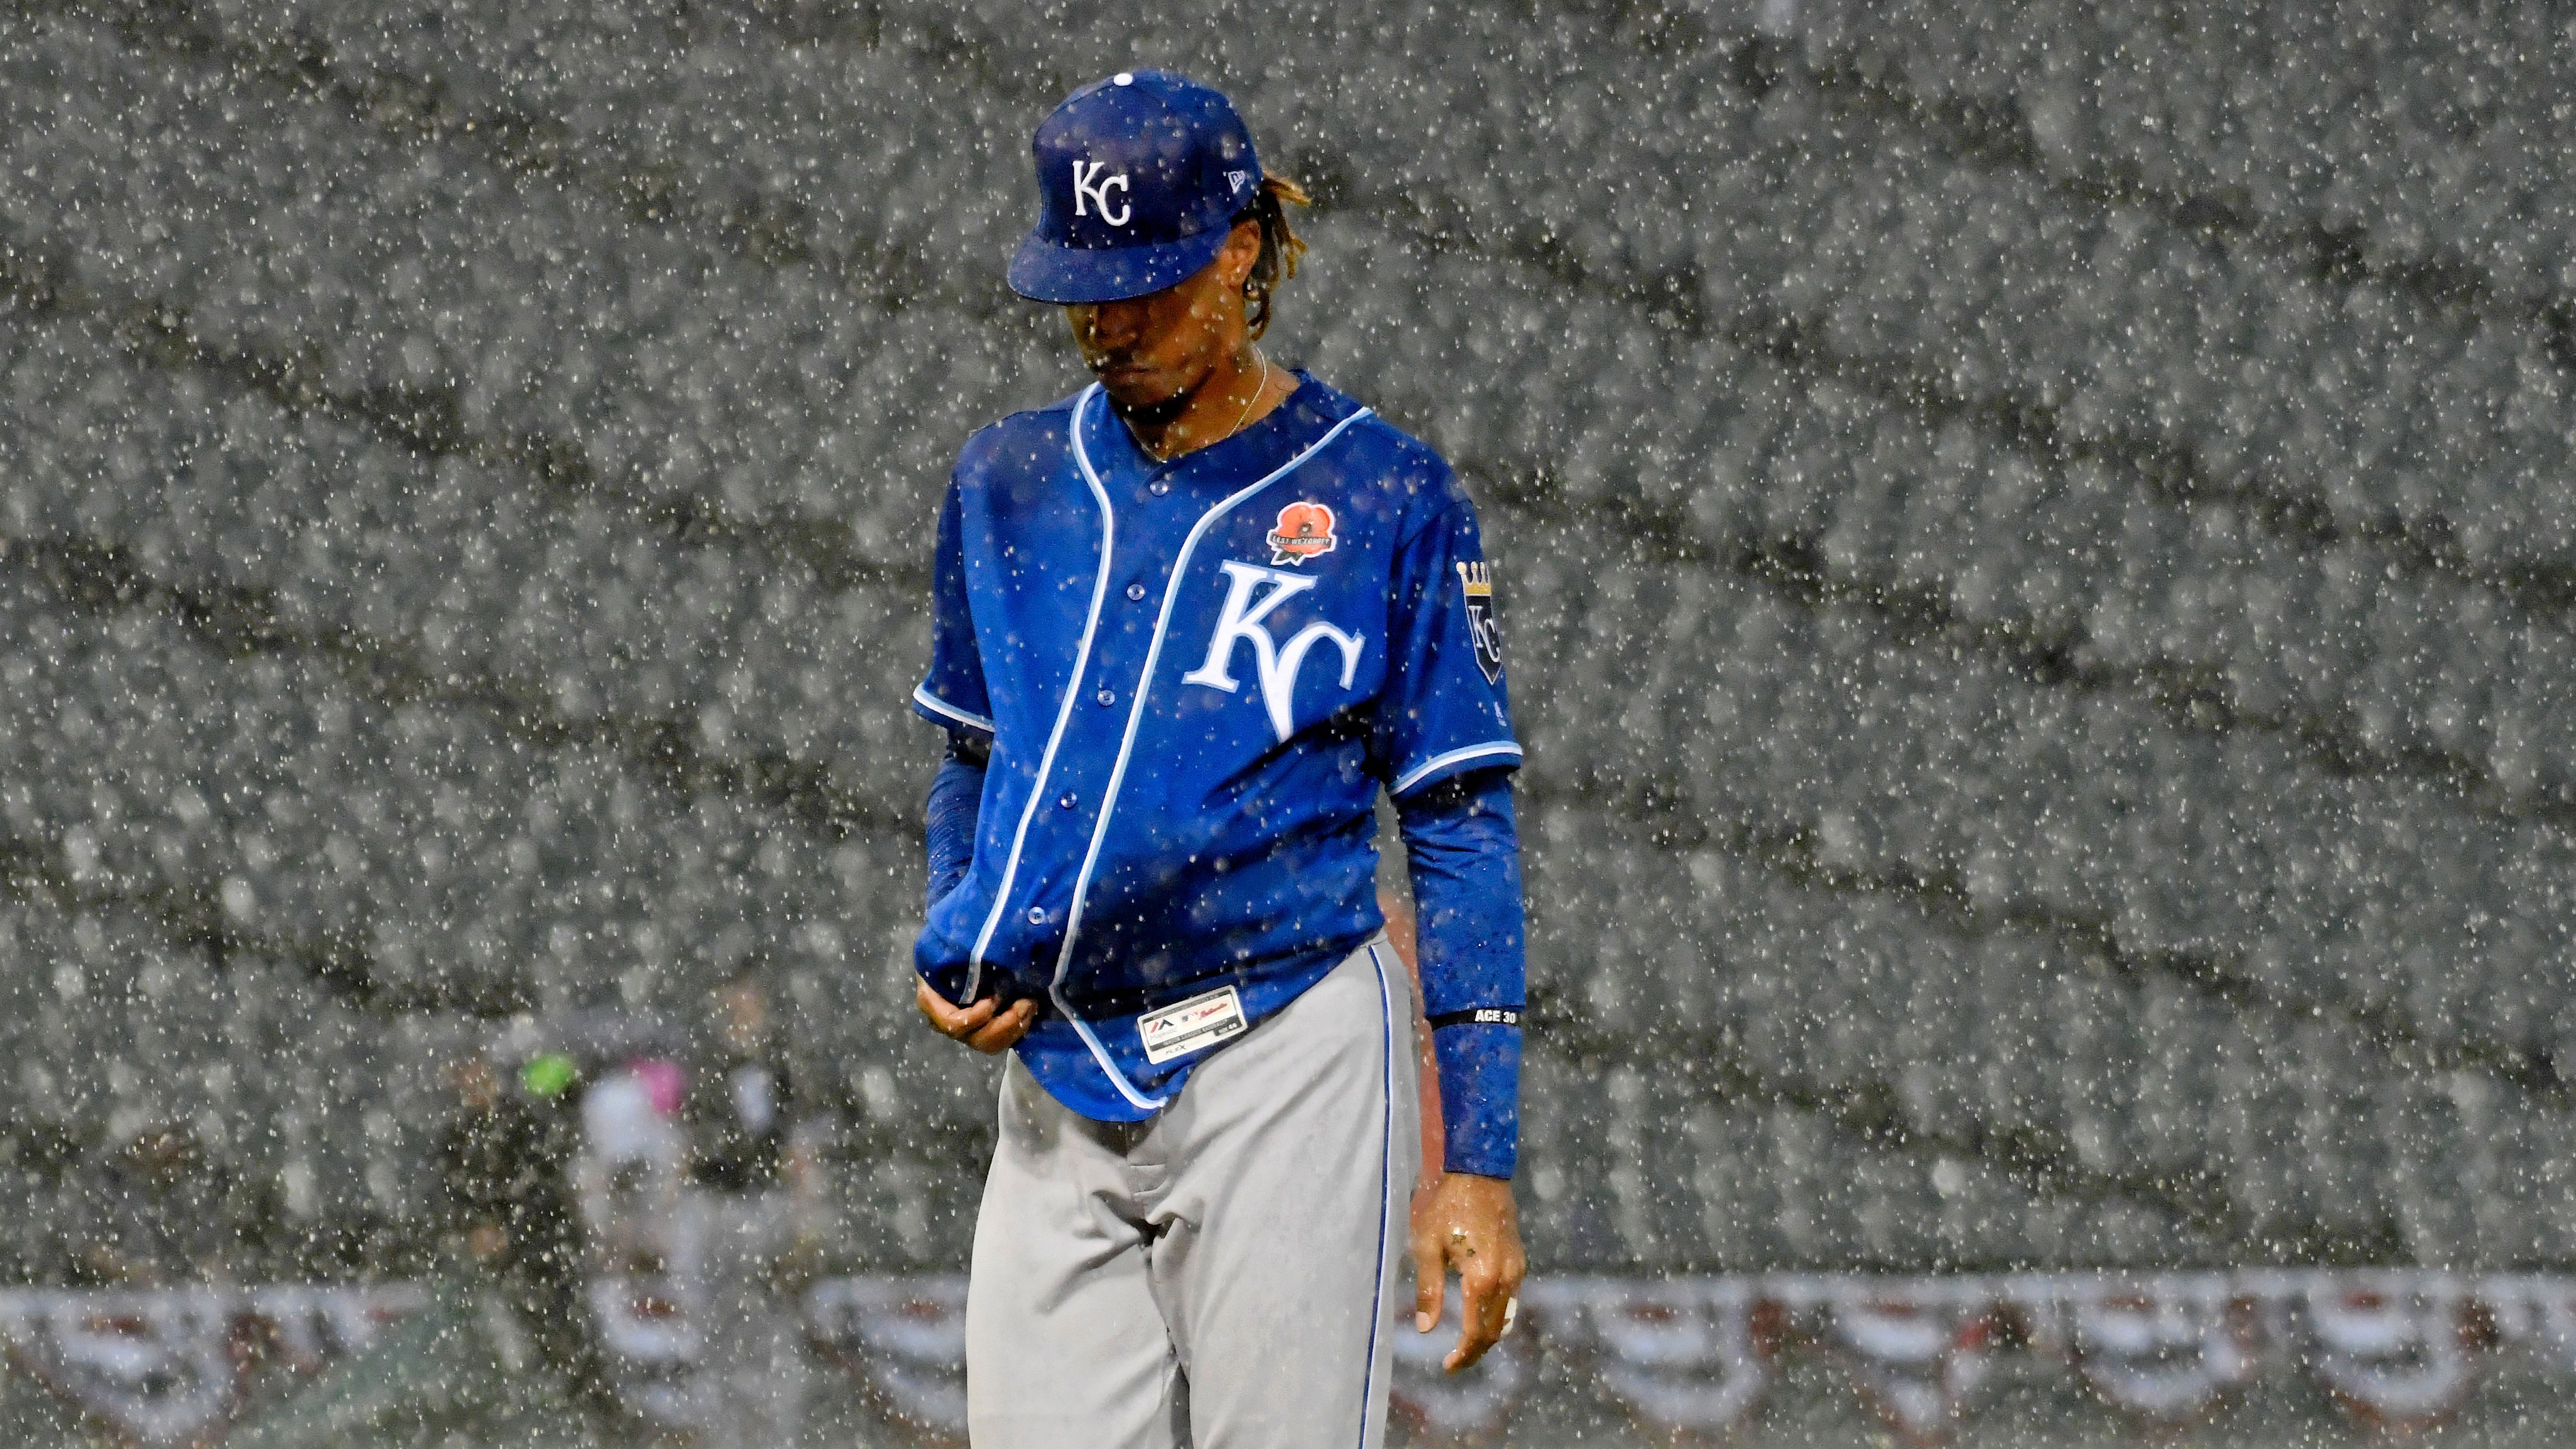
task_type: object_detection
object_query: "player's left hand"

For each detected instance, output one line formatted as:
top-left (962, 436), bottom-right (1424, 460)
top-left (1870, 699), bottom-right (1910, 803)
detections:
top-left (1409, 1171), bottom-right (1525, 1373)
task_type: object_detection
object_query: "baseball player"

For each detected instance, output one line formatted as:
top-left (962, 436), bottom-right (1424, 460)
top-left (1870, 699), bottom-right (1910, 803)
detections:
top-left (911, 71), bottom-right (1527, 1446)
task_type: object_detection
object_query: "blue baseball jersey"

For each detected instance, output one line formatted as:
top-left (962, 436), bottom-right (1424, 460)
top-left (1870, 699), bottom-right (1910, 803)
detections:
top-left (912, 372), bottom-right (1520, 1122)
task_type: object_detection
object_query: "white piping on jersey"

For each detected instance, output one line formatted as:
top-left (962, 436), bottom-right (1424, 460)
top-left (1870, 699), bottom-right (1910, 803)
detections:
top-left (911, 684), bottom-right (995, 734)
top-left (1051, 400), bottom-right (1379, 1112)
top-left (1391, 740), bottom-right (1525, 796)
top-left (964, 384), bottom-right (1117, 1005)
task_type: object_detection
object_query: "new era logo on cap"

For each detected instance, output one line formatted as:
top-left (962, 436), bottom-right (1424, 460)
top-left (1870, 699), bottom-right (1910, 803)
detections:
top-left (1010, 71), bottom-right (1265, 305)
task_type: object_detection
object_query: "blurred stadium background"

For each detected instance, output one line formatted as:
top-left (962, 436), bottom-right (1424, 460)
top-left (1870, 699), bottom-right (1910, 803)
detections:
top-left (6, 0), bottom-right (2576, 1443)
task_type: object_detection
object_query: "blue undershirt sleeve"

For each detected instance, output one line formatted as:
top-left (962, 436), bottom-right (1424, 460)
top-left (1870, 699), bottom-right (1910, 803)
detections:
top-left (1396, 766), bottom-right (1525, 1179)
top-left (924, 746), bottom-right (985, 916)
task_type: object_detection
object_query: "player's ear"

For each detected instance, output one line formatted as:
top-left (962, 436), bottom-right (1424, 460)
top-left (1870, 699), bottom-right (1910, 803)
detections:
top-left (1213, 219), bottom-right (1263, 296)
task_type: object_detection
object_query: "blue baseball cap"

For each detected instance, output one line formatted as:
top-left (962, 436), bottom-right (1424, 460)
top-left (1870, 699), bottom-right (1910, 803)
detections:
top-left (1008, 70), bottom-right (1265, 305)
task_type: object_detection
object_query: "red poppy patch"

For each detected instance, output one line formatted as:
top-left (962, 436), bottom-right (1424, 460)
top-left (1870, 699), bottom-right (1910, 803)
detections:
top-left (1266, 501), bottom-right (1338, 566)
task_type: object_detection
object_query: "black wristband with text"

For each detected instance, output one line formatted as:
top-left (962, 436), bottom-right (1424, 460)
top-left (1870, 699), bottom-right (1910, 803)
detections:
top-left (1426, 1007), bottom-right (1522, 1030)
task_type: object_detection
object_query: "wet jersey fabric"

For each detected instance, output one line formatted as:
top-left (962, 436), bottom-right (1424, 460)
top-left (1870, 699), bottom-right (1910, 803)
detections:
top-left (912, 373), bottom-right (1520, 1122)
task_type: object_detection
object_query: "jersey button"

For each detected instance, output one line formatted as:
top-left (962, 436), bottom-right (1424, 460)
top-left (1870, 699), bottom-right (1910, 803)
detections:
top-left (1058, 793), bottom-right (1076, 809)
top-left (1148, 480), bottom-right (1171, 497)
top-left (1025, 905), bottom-right (1047, 925)
top-left (1096, 689), bottom-right (1115, 706)
top-left (1126, 582), bottom-right (1147, 602)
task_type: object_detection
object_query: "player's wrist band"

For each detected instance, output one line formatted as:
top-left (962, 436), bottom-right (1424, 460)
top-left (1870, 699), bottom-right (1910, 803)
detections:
top-left (1426, 1008), bottom-right (1521, 1029)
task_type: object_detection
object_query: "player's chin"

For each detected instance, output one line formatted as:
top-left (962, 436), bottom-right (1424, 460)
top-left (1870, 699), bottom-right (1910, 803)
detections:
top-left (1095, 366), bottom-right (1180, 410)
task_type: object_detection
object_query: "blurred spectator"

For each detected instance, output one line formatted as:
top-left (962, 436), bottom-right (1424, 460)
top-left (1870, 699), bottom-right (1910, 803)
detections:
top-left (676, 967), bottom-right (819, 1449)
top-left (62, 1120), bottom-right (240, 1286)
top-left (438, 1046), bottom-right (618, 1412)
top-left (441, 1051), bottom-right (581, 1281)
top-left (228, 1047), bottom-right (623, 1448)
top-left (577, 1056), bottom-right (689, 1273)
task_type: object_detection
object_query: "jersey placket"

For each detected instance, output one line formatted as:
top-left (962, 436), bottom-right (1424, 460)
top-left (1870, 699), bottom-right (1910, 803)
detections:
top-left (980, 395), bottom-right (1197, 988)
top-left (1088, 416), bottom-right (1195, 735)
top-left (1068, 413), bottom-right (1212, 838)
top-left (1033, 397), bottom-right (1216, 1109)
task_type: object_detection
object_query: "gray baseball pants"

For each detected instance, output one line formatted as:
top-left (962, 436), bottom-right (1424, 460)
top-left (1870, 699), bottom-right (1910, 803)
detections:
top-left (965, 935), bottom-right (1421, 1448)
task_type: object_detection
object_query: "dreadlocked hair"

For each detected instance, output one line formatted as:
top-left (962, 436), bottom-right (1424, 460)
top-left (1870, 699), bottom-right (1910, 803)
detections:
top-left (1236, 174), bottom-right (1310, 339)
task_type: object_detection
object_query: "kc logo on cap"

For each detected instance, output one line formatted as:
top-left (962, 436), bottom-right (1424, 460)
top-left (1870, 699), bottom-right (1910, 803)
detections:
top-left (1070, 160), bottom-right (1131, 226)
top-left (1010, 70), bottom-right (1264, 305)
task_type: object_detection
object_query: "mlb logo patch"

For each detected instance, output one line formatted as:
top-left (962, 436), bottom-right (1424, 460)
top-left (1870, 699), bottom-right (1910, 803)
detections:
top-left (1267, 501), bottom-right (1338, 566)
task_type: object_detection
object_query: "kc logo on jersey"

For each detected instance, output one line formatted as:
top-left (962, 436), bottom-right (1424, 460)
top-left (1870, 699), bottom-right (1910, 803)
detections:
top-left (1182, 561), bottom-right (1364, 742)
top-left (1457, 561), bottom-right (1504, 683)
top-left (1266, 501), bottom-right (1337, 566)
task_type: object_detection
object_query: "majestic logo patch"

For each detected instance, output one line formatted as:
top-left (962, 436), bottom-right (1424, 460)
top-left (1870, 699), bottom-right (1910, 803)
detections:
top-left (1138, 985), bottom-right (1247, 1064)
top-left (1070, 159), bottom-right (1131, 226)
top-left (1266, 501), bottom-right (1338, 566)
top-left (1181, 561), bottom-right (1365, 743)
top-left (1457, 561), bottom-right (1504, 684)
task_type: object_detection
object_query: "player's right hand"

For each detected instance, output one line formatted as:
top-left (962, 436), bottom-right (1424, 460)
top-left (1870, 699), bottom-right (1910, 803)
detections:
top-left (916, 977), bottom-right (1038, 1054)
